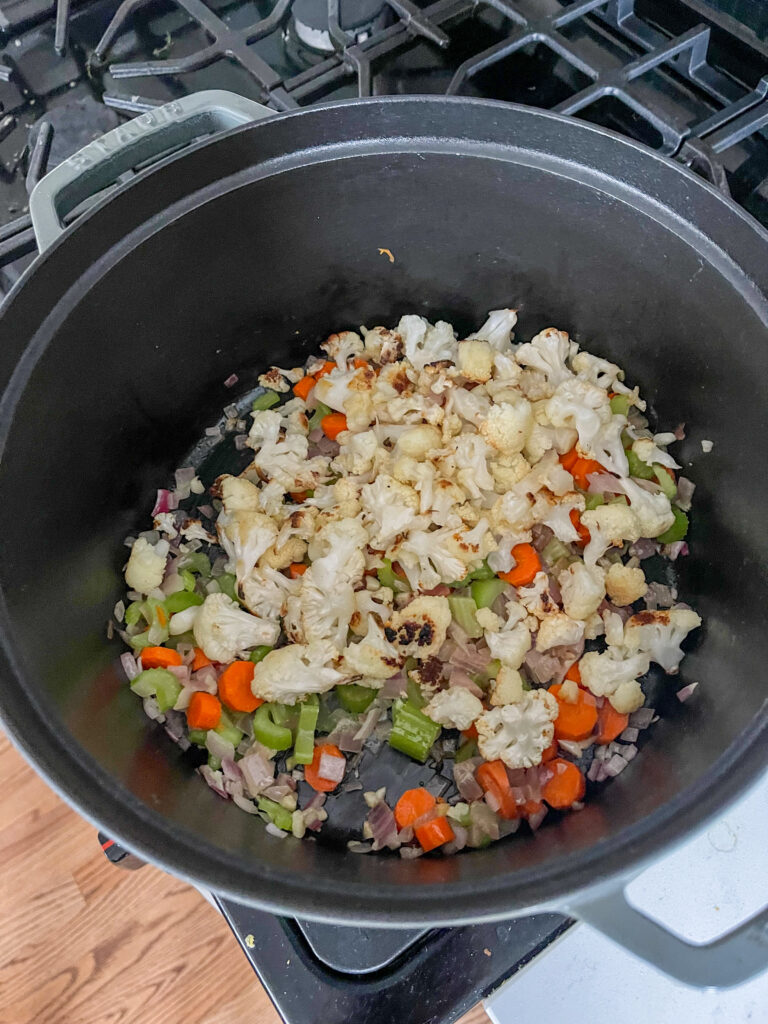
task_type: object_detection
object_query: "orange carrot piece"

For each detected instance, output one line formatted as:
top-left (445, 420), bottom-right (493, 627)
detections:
top-left (542, 758), bottom-right (586, 809)
top-left (321, 412), bottom-right (348, 441)
top-left (191, 647), bottom-right (212, 671)
top-left (462, 723), bottom-right (479, 742)
top-left (596, 703), bottom-right (629, 745)
top-left (186, 691), bottom-right (221, 731)
top-left (549, 682), bottom-right (598, 741)
top-left (394, 788), bottom-right (437, 829)
top-left (498, 543), bottom-right (541, 587)
top-left (414, 816), bottom-right (455, 852)
top-left (541, 737), bottom-right (559, 762)
top-left (569, 507), bottom-right (590, 546)
top-left (314, 360), bottom-right (337, 380)
top-left (292, 375), bottom-right (315, 400)
top-left (564, 661), bottom-right (581, 684)
top-left (140, 646), bottom-right (182, 670)
top-left (476, 760), bottom-right (518, 819)
top-left (218, 660), bottom-right (262, 713)
top-left (305, 743), bottom-right (345, 792)
top-left (156, 606), bottom-right (168, 628)
top-left (559, 447), bottom-right (579, 472)
top-left (571, 457), bottom-right (605, 490)
top-left (288, 563), bottom-right (308, 579)
top-left (353, 358), bottom-right (369, 369)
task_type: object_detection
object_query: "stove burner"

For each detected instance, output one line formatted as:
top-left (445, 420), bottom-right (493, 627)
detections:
top-left (293, 0), bottom-right (388, 53)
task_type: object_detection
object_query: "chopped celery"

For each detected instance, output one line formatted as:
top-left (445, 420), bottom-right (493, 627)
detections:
top-left (294, 696), bottom-right (320, 764)
top-left (178, 551), bottom-right (211, 577)
top-left (180, 569), bottom-right (197, 592)
top-left (336, 683), bottom-right (376, 714)
top-left (584, 493), bottom-right (605, 511)
top-left (377, 558), bottom-right (397, 590)
top-left (308, 400), bottom-right (332, 432)
top-left (258, 796), bottom-right (293, 831)
top-left (124, 601), bottom-right (143, 627)
top-left (455, 739), bottom-right (477, 763)
top-left (452, 559), bottom-right (495, 588)
top-left (253, 703), bottom-right (293, 750)
top-left (658, 507), bottom-right (689, 544)
top-left (626, 449), bottom-right (655, 480)
top-left (252, 390), bottom-right (280, 411)
top-left (470, 577), bottom-right (507, 609)
top-left (165, 590), bottom-right (204, 614)
top-left (609, 495), bottom-right (629, 506)
top-left (216, 573), bottom-right (238, 602)
top-left (214, 707), bottom-right (243, 747)
top-left (406, 675), bottom-right (426, 709)
top-left (249, 645), bottom-right (273, 664)
top-left (447, 595), bottom-right (483, 639)
top-left (389, 700), bottom-right (440, 762)
top-left (129, 630), bottom-right (157, 651)
top-left (447, 803), bottom-right (472, 827)
top-left (165, 631), bottom-right (195, 650)
top-left (130, 668), bottom-right (181, 712)
top-left (541, 537), bottom-right (571, 566)
top-left (207, 754), bottom-right (222, 771)
top-left (609, 394), bottom-right (631, 416)
top-left (653, 464), bottom-right (678, 500)
top-left (188, 729), bottom-right (208, 746)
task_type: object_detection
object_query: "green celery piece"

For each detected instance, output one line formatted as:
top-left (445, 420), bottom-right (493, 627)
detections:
top-left (609, 495), bottom-right (629, 506)
top-left (406, 675), bottom-right (425, 709)
top-left (249, 645), bottom-right (273, 664)
top-left (336, 683), bottom-right (376, 714)
top-left (130, 668), bottom-right (181, 712)
top-left (178, 551), bottom-right (211, 577)
top-left (188, 729), bottom-right (208, 746)
top-left (253, 703), bottom-right (293, 750)
top-left (653, 464), bottom-right (678, 500)
top-left (124, 601), bottom-right (143, 627)
top-left (470, 577), bottom-right (507, 609)
top-left (447, 595), bottom-right (483, 639)
top-left (216, 573), bottom-right (238, 602)
top-left (165, 590), bottom-right (204, 614)
top-left (609, 394), bottom-right (631, 416)
top-left (215, 723), bottom-right (243, 747)
top-left (377, 558), bottom-right (398, 591)
top-left (258, 796), bottom-right (293, 831)
top-left (626, 449), bottom-right (655, 480)
top-left (541, 537), bottom-right (571, 566)
top-left (180, 569), bottom-right (197, 592)
top-left (658, 507), bottom-right (689, 545)
top-left (165, 630), bottom-right (195, 650)
top-left (252, 391), bottom-right (280, 411)
top-left (452, 559), bottom-right (495, 589)
top-left (455, 739), bottom-right (478, 763)
top-left (294, 697), bottom-right (321, 764)
top-left (584, 493), bottom-right (604, 511)
top-left (389, 700), bottom-right (440, 762)
top-left (447, 804), bottom-right (472, 827)
top-left (207, 754), bottom-right (222, 771)
top-left (308, 401), bottom-right (332, 432)
top-left (129, 630), bottom-right (155, 651)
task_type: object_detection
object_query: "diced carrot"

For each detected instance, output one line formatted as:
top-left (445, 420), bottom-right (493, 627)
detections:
top-left (541, 737), bottom-right (558, 762)
top-left (542, 758), bottom-right (586, 809)
top-left (521, 799), bottom-right (545, 817)
top-left (321, 412), bottom-right (348, 440)
top-left (596, 703), bottom-right (629, 745)
top-left (353, 358), bottom-right (369, 369)
top-left (476, 760), bottom-right (518, 819)
top-left (414, 816), bottom-right (455, 852)
top-left (191, 647), bottom-right (212, 671)
top-left (570, 457), bottom-right (605, 490)
top-left (140, 646), bottom-right (182, 670)
top-left (288, 563), bottom-right (308, 579)
top-left (156, 606), bottom-right (168, 628)
top-left (293, 375), bottom-right (315, 401)
top-left (394, 788), bottom-right (437, 829)
top-left (665, 466), bottom-right (676, 481)
top-left (218, 660), bottom-right (262, 713)
top-left (564, 661), bottom-right (581, 684)
top-left (305, 743), bottom-right (345, 792)
top-left (498, 543), bottom-right (541, 587)
top-left (549, 682), bottom-right (598, 741)
top-left (559, 447), bottom-right (579, 472)
top-left (186, 691), bottom-right (221, 731)
top-left (462, 723), bottom-right (479, 742)
top-left (569, 507), bottom-right (590, 546)
top-left (314, 360), bottom-right (337, 380)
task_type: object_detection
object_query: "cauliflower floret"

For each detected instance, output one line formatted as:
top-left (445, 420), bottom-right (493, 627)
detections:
top-left (251, 641), bottom-right (345, 705)
top-left (515, 449), bottom-right (574, 498)
top-left (240, 566), bottom-right (299, 619)
top-left (217, 474), bottom-right (262, 511)
top-left (321, 330), bottom-right (364, 369)
top-left (605, 562), bottom-right (647, 606)
top-left (518, 571), bottom-right (560, 620)
top-left (424, 686), bottom-right (483, 730)
top-left (489, 490), bottom-right (534, 535)
top-left (397, 315), bottom-right (458, 371)
top-left (448, 434), bottom-right (496, 499)
top-left (545, 377), bottom-right (628, 476)
top-left (217, 509), bottom-right (278, 581)
top-left (579, 648), bottom-right (651, 699)
top-left (448, 385), bottom-right (492, 426)
top-left (257, 368), bottom-right (290, 393)
top-left (485, 620), bottom-right (531, 669)
top-left (384, 596), bottom-right (451, 659)
top-left (391, 521), bottom-right (466, 590)
top-left (490, 665), bottom-right (525, 705)
top-left (287, 578), bottom-right (356, 649)
top-left (168, 604), bottom-right (199, 636)
top-left (351, 586), bottom-right (395, 636)
top-left (193, 593), bottom-right (279, 662)
top-left (571, 350), bottom-right (625, 392)
top-left (395, 424), bottom-right (442, 460)
top-left (632, 436), bottom-right (679, 471)
top-left (622, 607), bottom-right (702, 673)
top-left (616, 477), bottom-right (675, 538)
top-left (534, 491), bottom-right (585, 544)
top-left (306, 518), bottom-right (367, 585)
top-left (332, 429), bottom-right (382, 476)
top-left (361, 475), bottom-right (420, 548)
top-left (124, 537), bottom-right (168, 594)
top-left (536, 612), bottom-right (585, 651)
top-left (247, 408), bottom-right (282, 447)
top-left (515, 328), bottom-right (576, 396)
top-left (609, 679), bottom-right (645, 714)
top-left (260, 536), bottom-right (307, 571)
top-left (342, 615), bottom-right (403, 677)
top-left (479, 397), bottom-right (533, 456)
top-left (457, 339), bottom-right (493, 382)
top-left (475, 607), bottom-right (501, 632)
top-left (490, 452), bottom-right (531, 491)
top-left (559, 561), bottom-right (606, 620)
top-left (361, 325), bottom-right (403, 363)
top-left (467, 308), bottom-right (518, 350)
top-left (475, 690), bottom-right (558, 769)
top-left (253, 431), bottom-right (325, 492)
top-left (345, 390), bottom-right (374, 432)
top-left (581, 504), bottom-right (642, 566)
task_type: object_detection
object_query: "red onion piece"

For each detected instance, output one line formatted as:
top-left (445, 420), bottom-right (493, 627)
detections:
top-left (166, 664), bottom-right (191, 685)
top-left (629, 707), bottom-right (655, 729)
top-left (239, 751), bottom-right (275, 796)
top-left (191, 666), bottom-right (219, 694)
top-left (305, 791), bottom-right (327, 811)
top-left (232, 794), bottom-right (260, 814)
top-left (527, 806), bottom-right (548, 831)
top-left (152, 489), bottom-right (179, 515)
top-left (673, 423), bottom-right (686, 440)
top-left (662, 541), bottom-right (689, 561)
top-left (449, 641), bottom-right (491, 674)
top-left (454, 760), bottom-right (483, 801)
top-left (620, 726), bottom-right (639, 743)
top-left (380, 671), bottom-right (408, 698)
top-left (676, 681), bottom-right (699, 703)
top-left (623, 743), bottom-right (638, 761)
top-left (628, 538), bottom-right (660, 560)
top-left (531, 523), bottom-right (554, 551)
top-left (442, 823), bottom-right (468, 854)
top-left (206, 731), bottom-right (235, 763)
top-left (120, 652), bottom-right (139, 681)
top-left (199, 765), bottom-right (229, 799)
top-left (318, 753), bottom-right (346, 783)
top-left (223, 373), bottom-right (239, 388)
top-left (644, 582), bottom-right (678, 610)
top-left (675, 476), bottom-right (695, 511)
top-left (604, 753), bottom-right (629, 777)
top-left (587, 472), bottom-right (622, 494)
top-left (368, 801), bottom-right (400, 850)
top-left (448, 667), bottom-right (484, 697)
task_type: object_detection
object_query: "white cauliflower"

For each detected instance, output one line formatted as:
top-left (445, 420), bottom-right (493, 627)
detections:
top-left (605, 562), bottom-right (647, 606)
top-left (321, 330), bottom-right (364, 369)
top-left (559, 561), bottom-right (606, 620)
top-left (424, 686), bottom-right (483, 730)
top-left (536, 612), bottom-right (585, 651)
top-left (395, 424), bottom-right (442, 460)
top-left (616, 477), bottom-right (675, 538)
top-left (535, 491), bottom-right (585, 544)
top-left (251, 641), bottom-right (345, 705)
top-left (622, 607), bottom-right (702, 673)
top-left (609, 679), bottom-right (646, 714)
top-left (489, 452), bottom-right (530, 491)
top-left (391, 522), bottom-right (468, 590)
top-left (217, 509), bottom-right (278, 581)
top-left (240, 566), bottom-right (299, 620)
top-left (581, 504), bottom-right (642, 565)
top-left (361, 475), bottom-right (420, 549)
top-left (467, 308), bottom-right (518, 350)
top-left (257, 367), bottom-right (290, 392)
top-left (448, 385), bottom-right (492, 426)
top-left (361, 325), bottom-right (403, 363)
top-left (571, 350), bottom-right (624, 392)
top-left (332, 429), bottom-right (383, 477)
top-left (545, 377), bottom-right (627, 476)
top-left (124, 537), bottom-right (169, 594)
top-left (342, 615), bottom-right (403, 677)
top-left (475, 690), bottom-right (558, 769)
top-left (490, 665), bottom-right (525, 705)
top-left (287, 578), bottom-right (356, 649)
top-left (579, 648), bottom-right (651, 699)
top-left (193, 593), bottom-right (279, 662)
top-left (397, 315), bottom-right (458, 370)
top-left (515, 328), bottom-right (576, 395)
top-left (450, 434), bottom-right (496, 499)
top-left (479, 397), bottom-right (533, 456)
top-left (247, 408), bottom-right (281, 447)
top-left (252, 431), bottom-right (324, 492)
top-left (260, 536), bottom-right (307, 571)
top-left (475, 607), bottom-right (501, 632)
top-left (632, 436), bottom-right (679, 471)
top-left (384, 596), bottom-right (451, 659)
top-left (168, 605), bottom-right (199, 636)
top-left (485, 619), bottom-right (531, 669)
top-left (457, 339), bottom-right (493, 382)
top-left (217, 474), bottom-right (262, 511)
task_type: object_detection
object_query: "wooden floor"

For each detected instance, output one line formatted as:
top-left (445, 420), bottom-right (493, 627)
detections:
top-left (0, 731), bottom-right (490, 1024)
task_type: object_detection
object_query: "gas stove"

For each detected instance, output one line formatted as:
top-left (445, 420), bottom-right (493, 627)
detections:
top-left (11, 1), bottom-right (768, 1021)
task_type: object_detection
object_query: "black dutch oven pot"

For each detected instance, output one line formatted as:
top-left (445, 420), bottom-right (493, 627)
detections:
top-left (1, 91), bottom-right (767, 987)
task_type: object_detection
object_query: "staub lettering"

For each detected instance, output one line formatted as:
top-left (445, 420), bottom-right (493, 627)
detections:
top-left (64, 100), bottom-right (186, 171)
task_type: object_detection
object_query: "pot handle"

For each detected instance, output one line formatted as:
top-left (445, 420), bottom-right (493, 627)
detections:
top-left (569, 886), bottom-right (768, 988)
top-left (29, 90), bottom-right (273, 253)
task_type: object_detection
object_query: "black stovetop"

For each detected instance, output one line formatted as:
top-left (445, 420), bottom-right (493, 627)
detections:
top-left (26, 1), bottom-right (768, 1020)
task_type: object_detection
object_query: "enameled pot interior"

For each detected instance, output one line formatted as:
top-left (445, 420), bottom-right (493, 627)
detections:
top-left (1, 107), bottom-right (767, 920)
